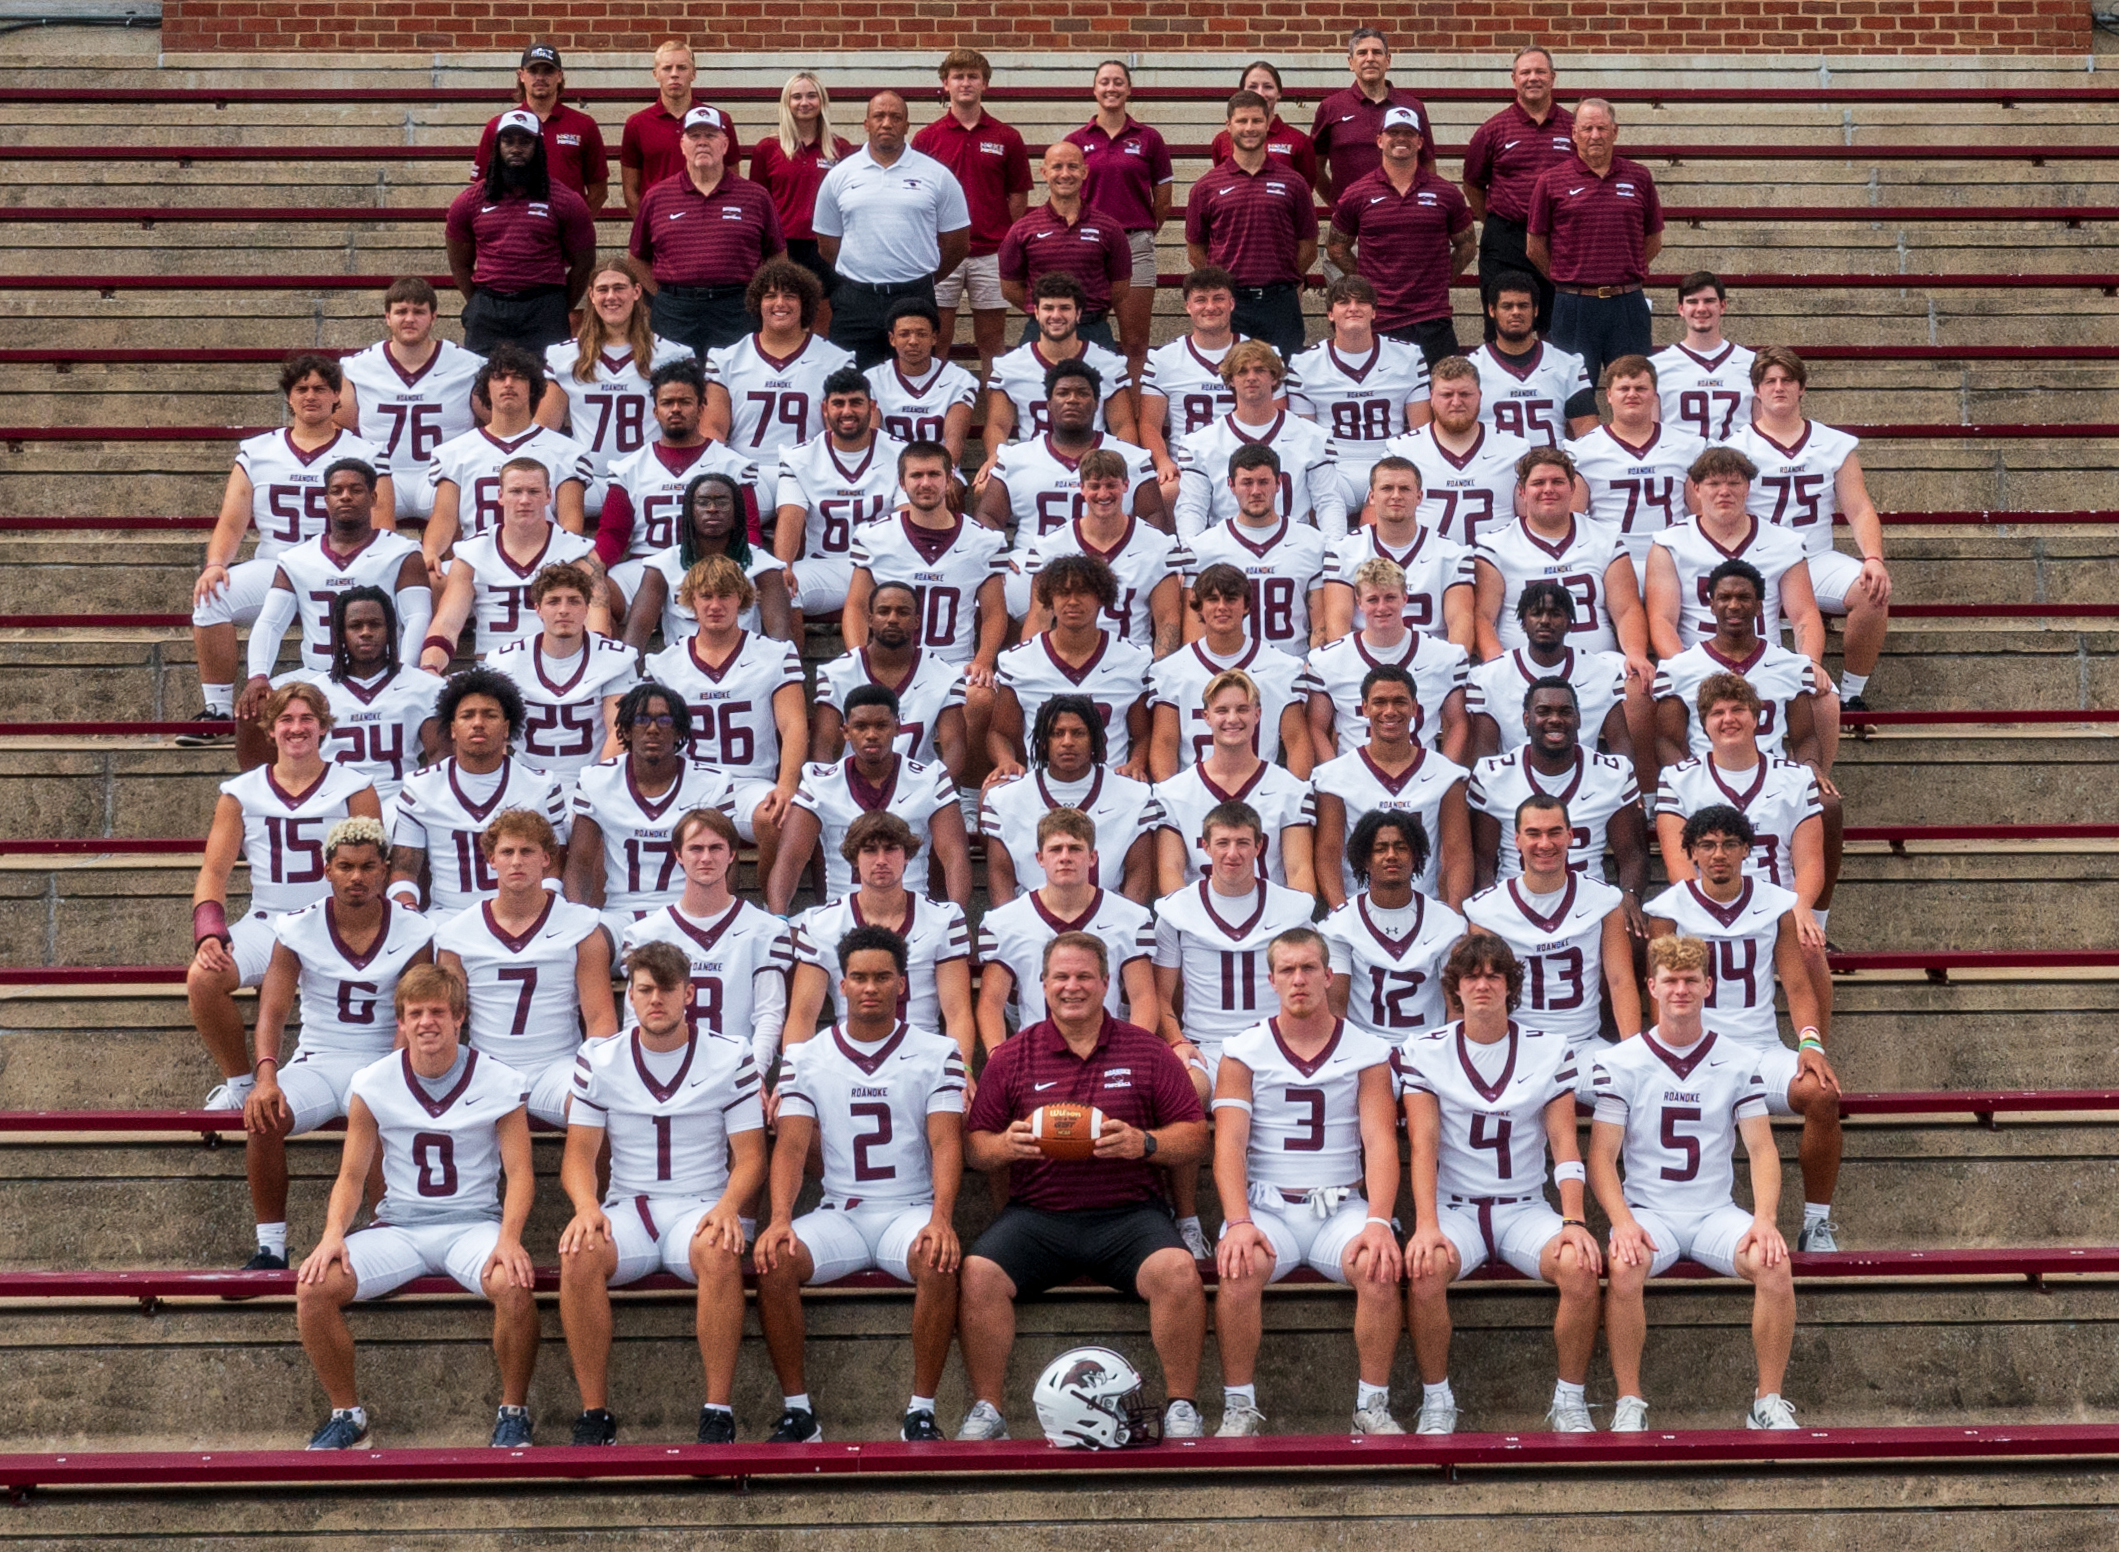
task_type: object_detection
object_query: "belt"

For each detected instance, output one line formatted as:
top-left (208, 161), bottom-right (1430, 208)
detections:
top-left (659, 282), bottom-right (747, 299)
top-left (1232, 282), bottom-right (1297, 299)
top-left (840, 276), bottom-right (932, 294)
top-left (1555, 282), bottom-right (1642, 298)
top-left (477, 283), bottom-right (565, 300)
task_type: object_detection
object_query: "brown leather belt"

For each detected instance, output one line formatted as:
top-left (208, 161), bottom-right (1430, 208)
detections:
top-left (1555, 282), bottom-right (1642, 298)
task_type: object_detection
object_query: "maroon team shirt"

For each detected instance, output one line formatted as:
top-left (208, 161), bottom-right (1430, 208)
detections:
top-left (1461, 101), bottom-right (1577, 225)
top-left (473, 103), bottom-right (609, 197)
top-left (1209, 116), bottom-right (1319, 188)
top-left (996, 202), bottom-right (1132, 313)
top-left (445, 183), bottom-right (597, 292)
top-left (1332, 167), bottom-right (1474, 328)
top-left (1065, 117), bottom-right (1175, 232)
top-left (912, 110), bottom-right (1033, 256)
top-left (628, 171), bottom-right (785, 287)
top-left (1528, 154), bottom-right (1665, 286)
top-left (621, 98), bottom-right (743, 193)
top-left (750, 135), bottom-right (856, 242)
top-left (1183, 160), bottom-right (1318, 288)
top-left (1308, 85), bottom-right (1437, 194)
top-left (965, 1013), bottom-right (1204, 1211)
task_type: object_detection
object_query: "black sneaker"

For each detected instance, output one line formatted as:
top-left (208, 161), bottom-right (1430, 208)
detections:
top-left (697, 1406), bottom-right (737, 1444)
top-left (174, 709), bottom-right (235, 747)
top-left (1842, 694), bottom-right (1872, 713)
top-left (570, 1408), bottom-right (618, 1446)
top-left (242, 1247), bottom-right (288, 1271)
top-left (900, 1408), bottom-right (944, 1441)
top-left (768, 1406), bottom-right (822, 1443)
top-left (306, 1409), bottom-right (369, 1450)
top-left (489, 1406), bottom-right (533, 1448)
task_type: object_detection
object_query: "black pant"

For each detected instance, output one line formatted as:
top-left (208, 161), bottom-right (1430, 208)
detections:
top-left (461, 286), bottom-right (571, 356)
top-left (1477, 214), bottom-right (1554, 340)
top-left (830, 276), bottom-right (937, 370)
top-left (785, 238), bottom-right (838, 296)
top-left (1550, 289), bottom-right (1653, 397)
top-left (649, 284), bottom-right (751, 357)
top-left (1384, 315), bottom-right (1462, 368)
top-left (1231, 282), bottom-right (1306, 362)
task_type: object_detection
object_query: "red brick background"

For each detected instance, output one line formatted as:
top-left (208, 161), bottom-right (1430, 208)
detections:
top-left (163, 1), bottom-right (2091, 57)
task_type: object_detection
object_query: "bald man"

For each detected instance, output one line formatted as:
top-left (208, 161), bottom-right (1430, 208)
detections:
top-left (997, 141), bottom-right (1134, 351)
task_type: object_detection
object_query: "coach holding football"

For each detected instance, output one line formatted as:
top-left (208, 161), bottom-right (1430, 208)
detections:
top-left (1185, 91), bottom-right (1318, 361)
top-left (956, 931), bottom-right (1209, 1442)
top-left (1526, 98), bottom-right (1663, 391)
top-left (445, 109), bottom-right (598, 355)
top-left (813, 91), bottom-right (972, 369)
top-left (630, 106), bottom-right (786, 356)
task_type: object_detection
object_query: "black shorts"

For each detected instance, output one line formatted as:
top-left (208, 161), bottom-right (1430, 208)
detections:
top-left (461, 285), bottom-right (571, 356)
top-left (969, 1201), bottom-right (1186, 1300)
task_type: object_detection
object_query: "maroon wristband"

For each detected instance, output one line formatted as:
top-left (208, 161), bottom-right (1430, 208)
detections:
top-left (192, 900), bottom-right (231, 946)
top-left (421, 634), bottom-right (455, 660)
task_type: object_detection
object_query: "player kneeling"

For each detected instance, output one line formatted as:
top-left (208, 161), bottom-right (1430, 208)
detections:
top-left (1590, 933), bottom-right (1799, 1431)
top-left (294, 963), bottom-right (539, 1450)
top-left (754, 925), bottom-right (968, 1443)
top-left (1211, 927), bottom-right (1403, 1437)
top-left (1399, 933), bottom-right (1602, 1434)
top-left (556, 941), bottom-right (765, 1445)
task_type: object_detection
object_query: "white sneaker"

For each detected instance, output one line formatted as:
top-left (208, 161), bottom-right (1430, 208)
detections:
top-left (1163, 1399), bottom-right (1204, 1438)
top-left (1179, 1219), bottom-right (1210, 1261)
top-left (1413, 1396), bottom-right (1457, 1435)
top-left (1747, 1393), bottom-right (1799, 1430)
top-left (954, 1400), bottom-right (1008, 1441)
top-left (1352, 1401), bottom-right (1404, 1435)
top-left (1611, 1395), bottom-right (1650, 1432)
top-left (1547, 1395), bottom-right (1595, 1433)
top-left (204, 1074), bottom-right (255, 1111)
top-left (1215, 1401), bottom-right (1266, 1438)
top-left (1797, 1218), bottom-right (1841, 1253)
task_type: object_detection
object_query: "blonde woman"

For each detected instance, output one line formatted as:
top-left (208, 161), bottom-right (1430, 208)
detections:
top-left (535, 258), bottom-right (692, 516)
top-left (750, 71), bottom-right (855, 336)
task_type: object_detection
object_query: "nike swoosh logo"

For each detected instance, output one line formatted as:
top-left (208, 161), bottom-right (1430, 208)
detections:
top-left (1033, 1080), bottom-right (1060, 1091)
top-left (480, 205), bottom-right (498, 213)
top-left (668, 212), bottom-right (684, 221)
top-left (1504, 140), bottom-right (1520, 149)
top-left (1568, 187), bottom-right (1587, 196)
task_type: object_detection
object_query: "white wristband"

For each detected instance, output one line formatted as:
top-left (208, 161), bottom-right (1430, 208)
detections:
top-left (1553, 1161), bottom-right (1587, 1184)
top-left (1365, 1216), bottom-right (1393, 1230)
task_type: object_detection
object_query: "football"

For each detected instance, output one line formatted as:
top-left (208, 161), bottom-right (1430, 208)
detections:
top-left (1029, 1102), bottom-right (1105, 1162)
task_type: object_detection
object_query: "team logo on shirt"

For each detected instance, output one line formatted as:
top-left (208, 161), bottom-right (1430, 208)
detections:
top-left (979, 141), bottom-right (1006, 156)
top-left (720, 206), bottom-right (744, 220)
top-left (557, 134), bottom-right (582, 147)
top-left (1616, 183), bottom-right (1637, 199)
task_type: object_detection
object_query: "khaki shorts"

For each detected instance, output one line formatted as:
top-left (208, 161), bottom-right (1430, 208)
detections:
top-left (933, 253), bottom-right (1004, 311)
top-left (1127, 229), bottom-right (1159, 290)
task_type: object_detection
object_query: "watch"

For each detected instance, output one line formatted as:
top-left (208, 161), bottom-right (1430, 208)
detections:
top-left (1141, 1130), bottom-right (1158, 1158)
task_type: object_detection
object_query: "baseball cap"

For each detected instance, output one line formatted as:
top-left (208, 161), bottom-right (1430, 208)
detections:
top-left (682, 105), bottom-right (729, 135)
top-left (1381, 106), bottom-right (1423, 133)
top-left (495, 108), bottom-right (541, 139)
top-left (520, 43), bottom-right (561, 68)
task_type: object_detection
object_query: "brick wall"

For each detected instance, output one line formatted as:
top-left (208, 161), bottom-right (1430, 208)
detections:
top-left (163, 1), bottom-right (2091, 57)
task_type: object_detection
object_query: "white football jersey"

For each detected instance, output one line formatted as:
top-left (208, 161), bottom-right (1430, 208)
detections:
top-left (1655, 755), bottom-right (1822, 891)
top-left (1306, 629), bottom-right (1469, 757)
top-left (979, 767), bottom-right (1161, 893)
top-left (541, 336), bottom-right (695, 485)
top-left (1650, 515), bottom-right (1811, 649)
top-left (1288, 337), bottom-right (1431, 473)
top-left (1322, 891), bottom-right (1465, 1040)
top-left (1567, 423), bottom-right (1708, 565)
top-left (1183, 517), bottom-right (1330, 659)
top-left (639, 544), bottom-right (785, 642)
top-left (1174, 412), bottom-right (1346, 542)
top-left (272, 529), bottom-right (422, 671)
top-left (849, 514), bottom-right (1011, 665)
top-left (792, 892), bottom-right (970, 1033)
top-left (1020, 518), bottom-right (1187, 649)
top-left (568, 1026), bottom-right (763, 1201)
top-left (290, 666), bottom-right (444, 810)
top-left (1224, 1017), bottom-right (1394, 1191)
top-left (450, 524), bottom-right (600, 659)
top-left (1151, 880), bottom-right (1318, 1051)
top-left (1644, 877), bottom-right (1798, 1050)
top-left (392, 757), bottom-right (571, 916)
top-left (351, 1047), bottom-right (527, 1227)
top-left (788, 755), bottom-right (960, 901)
top-left (1394, 1020), bottom-right (1579, 1200)
top-left (221, 762), bottom-right (376, 915)
top-left (274, 898), bottom-right (436, 1059)
top-left (1464, 647), bottom-right (1626, 755)
top-left (1148, 639), bottom-right (1312, 771)
top-left (867, 357), bottom-right (979, 446)
top-left (1385, 423), bottom-right (1532, 547)
top-left (776, 1021), bottom-right (967, 1207)
top-left (1462, 874), bottom-right (1622, 1049)
top-left (485, 633), bottom-right (638, 783)
top-left (1592, 1027), bottom-right (1769, 1217)
top-left (425, 424), bottom-right (593, 540)
top-left (988, 434), bottom-right (1159, 556)
top-left (1469, 746), bottom-right (1640, 880)
top-left (705, 332), bottom-right (857, 459)
top-left (603, 439), bottom-right (761, 563)
top-left (995, 630), bottom-right (1153, 765)
top-left (1654, 639), bottom-right (1813, 761)
top-left (1140, 333), bottom-right (1241, 451)
top-left (1476, 516), bottom-right (1629, 654)
top-left (571, 756), bottom-right (740, 914)
top-left (620, 900), bottom-right (797, 1045)
top-left (1651, 341), bottom-right (1757, 442)
top-left (1326, 524), bottom-right (1473, 635)
top-left (435, 895), bottom-right (606, 1071)
top-left (341, 338), bottom-right (484, 474)
top-left (1153, 761), bottom-right (1316, 888)
top-left (1468, 341), bottom-right (1591, 448)
top-left (1310, 746), bottom-right (1467, 899)
top-left (976, 887), bottom-right (1155, 1027)
top-left (812, 648), bottom-right (966, 769)
top-left (1723, 421), bottom-right (1860, 560)
top-left (777, 430), bottom-right (908, 564)
top-left (642, 631), bottom-right (805, 780)
top-left (987, 339), bottom-right (1131, 439)
top-left (236, 428), bottom-right (394, 558)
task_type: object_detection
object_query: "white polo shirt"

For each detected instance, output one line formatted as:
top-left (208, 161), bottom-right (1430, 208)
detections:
top-left (812, 145), bottom-right (972, 285)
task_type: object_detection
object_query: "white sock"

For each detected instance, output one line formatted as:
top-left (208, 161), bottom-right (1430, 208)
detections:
top-left (703, 1402), bottom-right (733, 1417)
top-left (201, 683), bottom-right (234, 715)
top-left (256, 1221), bottom-right (287, 1255)
top-left (908, 1395), bottom-right (935, 1417)
top-left (1423, 1380), bottom-right (1454, 1405)
top-left (332, 1405), bottom-right (367, 1426)
top-left (782, 1392), bottom-right (811, 1413)
top-left (1223, 1383), bottom-right (1256, 1408)
top-left (1357, 1381), bottom-right (1390, 1410)
top-left (1804, 1202), bottom-right (1833, 1224)
top-left (1840, 670), bottom-right (1870, 699)
top-left (1553, 1378), bottom-right (1586, 1404)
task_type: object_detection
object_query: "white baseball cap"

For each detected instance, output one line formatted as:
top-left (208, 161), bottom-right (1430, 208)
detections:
top-left (1381, 106), bottom-right (1423, 133)
top-left (495, 108), bottom-right (541, 139)
top-left (683, 105), bottom-right (729, 135)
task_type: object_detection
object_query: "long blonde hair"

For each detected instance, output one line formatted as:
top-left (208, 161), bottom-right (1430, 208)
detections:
top-left (776, 71), bottom-right (842, 163)
top-left (570, 258), bottom-right (658, 384)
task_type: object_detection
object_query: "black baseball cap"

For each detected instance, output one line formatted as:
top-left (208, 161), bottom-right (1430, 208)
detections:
top-left (520, 44), bottom-right (561, 68)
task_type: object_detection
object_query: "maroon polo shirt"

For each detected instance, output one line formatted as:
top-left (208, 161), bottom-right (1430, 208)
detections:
top-left (965, 1013), bottom-right (1203, 1212)
top-left (1209, 115), bottom-right (1319, 188)
top-left (1308, 83), bottom-right (1437, 195)
top-left (1183, 159), bottom-right (1317, 289)
top-left (473, 102), bottom-right (609, 197)
top-left (1527, 154), bottom-right (1665, 287)
top-left (1462, 101), bottom-right (1578, 224)
top-left (750, 135), bottom-right (855, 242)
top-left (1065, 116), bottom-right (1174, 232)
top-left (912, 110), bottom-right (1033, 256)
top-left (621, 98), bottom-right (744, 192)
top-left (629, 170), bottom-right (785, 287)
top-left (996, 202), bottom-right (1132, 313)
top-left (445, 183), bottom-right (597, 293)
top-left (1332, 166), bottom-right (1473, 328)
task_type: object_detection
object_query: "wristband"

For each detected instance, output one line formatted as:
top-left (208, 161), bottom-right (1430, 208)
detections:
top-left (387, 885), bottom-right (422, 910)
top-left (1799, 1037), bottom-right (1825, 1053)
top-left (253, 1056), bottom-right (278, 1073)
top-left (1365, 1216), bottom-right (1393, 1230)
top-left (1553, 1160), bottom-right (1587, 1184)
top-left (1561, 1217), bottom-right (1588, 1228)
top-left (420, 634), bottom-right (455, 661)
top-left (1222, 1217), bottom-right (1253, 1229)
top-left (192, 900), bottom-right (231, 947)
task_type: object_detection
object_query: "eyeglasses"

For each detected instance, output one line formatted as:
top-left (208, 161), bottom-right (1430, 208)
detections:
top-left (630, 713), bottom-right (677, 729)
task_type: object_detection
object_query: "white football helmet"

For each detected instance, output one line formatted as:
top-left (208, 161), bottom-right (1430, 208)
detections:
top-left (1032, 1346), bottom-right (1160, 1449)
